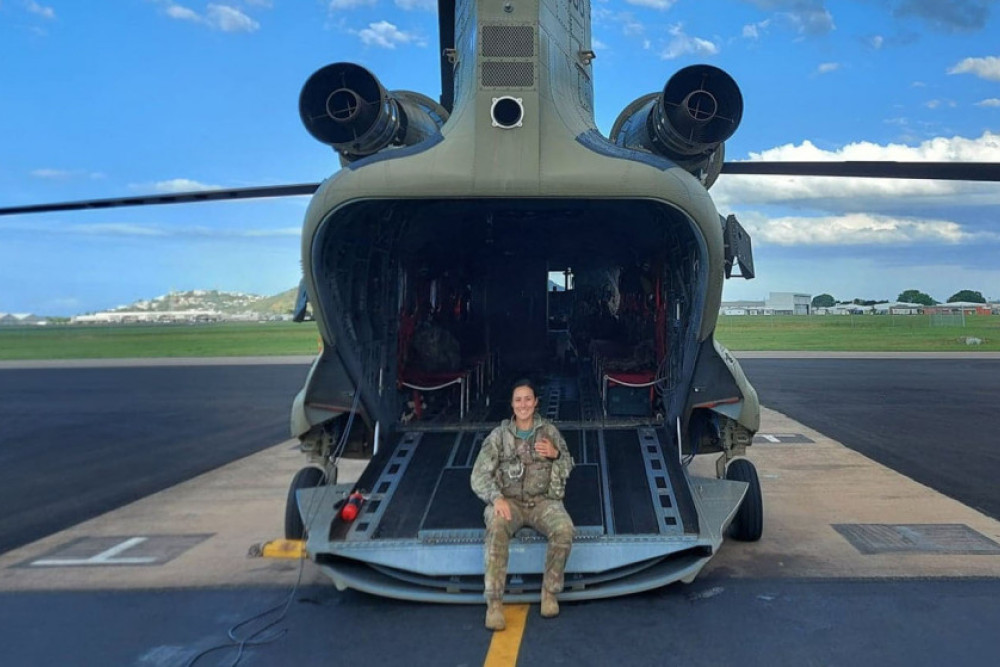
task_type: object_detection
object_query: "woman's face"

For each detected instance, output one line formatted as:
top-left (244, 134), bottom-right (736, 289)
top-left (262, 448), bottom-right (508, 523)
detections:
top-left (511, 385), bottom-right (538, 423)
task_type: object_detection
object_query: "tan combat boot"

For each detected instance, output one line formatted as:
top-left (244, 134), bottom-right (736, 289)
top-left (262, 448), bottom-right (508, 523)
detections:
top-left (485, 599), bottom-right (506, 631)
top-left (540, 590), bottom-right (559, 618)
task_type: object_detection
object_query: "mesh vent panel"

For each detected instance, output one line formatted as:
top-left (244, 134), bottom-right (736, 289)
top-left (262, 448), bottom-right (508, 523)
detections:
top-left (481, 61), bottom-right (534, 88)
top-left (481, 25), bottom-right (534, 57)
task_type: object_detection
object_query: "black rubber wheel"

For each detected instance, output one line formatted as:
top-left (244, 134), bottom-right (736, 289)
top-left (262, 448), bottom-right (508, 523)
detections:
top-left (284, 466), bottom-right (327, 540)
top-left (726, 458), bottom-right (763, 542)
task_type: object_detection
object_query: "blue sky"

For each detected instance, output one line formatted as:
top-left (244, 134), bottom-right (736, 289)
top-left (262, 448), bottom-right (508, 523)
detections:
top-left (1, 0), bottom-right (998, 315)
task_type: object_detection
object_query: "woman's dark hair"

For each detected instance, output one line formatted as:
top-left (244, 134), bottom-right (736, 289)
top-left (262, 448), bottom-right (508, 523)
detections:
top-left (511, 378), bottom-right (537, 397)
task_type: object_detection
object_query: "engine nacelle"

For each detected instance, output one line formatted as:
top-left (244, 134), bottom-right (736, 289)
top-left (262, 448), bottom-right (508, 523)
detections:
top-left (610, 65), bottom-right (743, 188)
top-left (299, 62), bottom-right (448, 163)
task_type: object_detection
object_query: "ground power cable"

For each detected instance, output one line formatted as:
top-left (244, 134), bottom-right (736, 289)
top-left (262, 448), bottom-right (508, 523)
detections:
top-left (186, 383), bottom-right (365, 666)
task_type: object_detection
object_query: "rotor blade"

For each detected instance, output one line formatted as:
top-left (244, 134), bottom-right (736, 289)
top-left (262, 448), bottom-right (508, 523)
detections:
top-left (0, 183), bottom-right (320, 216)
top-left (721, 161), bottom-right (1000, 182)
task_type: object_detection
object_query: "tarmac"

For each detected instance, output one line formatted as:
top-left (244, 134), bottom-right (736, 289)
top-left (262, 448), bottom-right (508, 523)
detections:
top-left (1, 407), bottom-right (997, 594)
top-left (1, 357), bottom-right (999, 666)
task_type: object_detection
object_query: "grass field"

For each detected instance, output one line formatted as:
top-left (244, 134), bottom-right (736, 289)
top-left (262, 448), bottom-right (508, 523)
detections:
top-left (1, 314), bottom-right (998, 360)
top-left (0, 322), bottom-right (322, 360)
top-left (715, 314), bottom-right (1000, 352)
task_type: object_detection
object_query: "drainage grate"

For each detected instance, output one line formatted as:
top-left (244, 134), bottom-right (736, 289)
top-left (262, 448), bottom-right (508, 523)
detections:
top-left (834, 523), bottom-right (1000, 555)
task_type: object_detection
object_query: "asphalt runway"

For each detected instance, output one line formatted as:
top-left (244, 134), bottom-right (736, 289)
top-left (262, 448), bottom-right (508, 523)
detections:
top-left (0, 362), bottom-right (309, 554)
top-left (738, 358), bottom-right (1000, 520)
top-left (1, 357), bottom-right (999, 666)
top-left (3, 579), bottom-right (998, 666)
top-left (4, 358), bottom-right (996, 554)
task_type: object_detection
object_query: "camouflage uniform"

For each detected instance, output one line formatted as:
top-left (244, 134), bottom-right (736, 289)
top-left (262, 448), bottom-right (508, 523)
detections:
top-left (471, 415), bottom-right (575, 601)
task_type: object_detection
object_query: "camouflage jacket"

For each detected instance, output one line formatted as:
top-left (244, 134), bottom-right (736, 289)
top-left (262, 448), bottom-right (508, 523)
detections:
top-left (470, 415), bottom-right (574, 504)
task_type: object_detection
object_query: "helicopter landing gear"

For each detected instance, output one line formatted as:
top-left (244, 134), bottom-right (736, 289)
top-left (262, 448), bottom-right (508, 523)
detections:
top-left (284, 466), bottom-right (327, 540)
top-left (725, 458), bottom-right (763, 542)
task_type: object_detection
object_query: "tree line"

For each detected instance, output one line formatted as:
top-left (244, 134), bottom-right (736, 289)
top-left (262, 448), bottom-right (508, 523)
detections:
top-left (811, 290), bottom-right (990, 309)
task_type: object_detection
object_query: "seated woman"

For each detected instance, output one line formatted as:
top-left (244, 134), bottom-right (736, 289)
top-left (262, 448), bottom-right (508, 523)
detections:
top-left (470, 379), bottom-right (575, 631)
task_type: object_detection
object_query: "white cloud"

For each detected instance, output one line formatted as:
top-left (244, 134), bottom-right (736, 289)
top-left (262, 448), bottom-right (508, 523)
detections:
top-left (25, 1), bottom-right (55, 19)
top-left (740, 211), bottom-right (995, 246)
top-left (156, 2), bottom-right (259, 32)
top-left (869, 34), bottom-right (884, 49)
top-left (354, 21), bottom-right (422, 49)
top-left (924, 99), bottom-right (957, 109)
top-left (743, 0), bottom-right (834, 35)
top-left (72, 223), bottom-right (171, 237)
top-left (328, 0), bottom-right (377, 9)
top-left (623, 19), bottom-right (644, 36)
top-left (714, 132), bottom-right (1000, 209)
top-left (242, 227), bottom-right (301, 237)
top-left (786, 7), bottom-right (834, 35)
top-left (31, 168), bottom-right (72, 179)
top-left (746, 132), bottom-right (999, 169)
top-left (1, 220), bottom-right (298, 239)
top-left (165, 4), bottom-right (201, 22)
top-left (742, 20), bottom-right (770, 39)
top-left (206, 4), bottom-right (259, 32)
top-left (816, 62), bottom-right (839, 75)
top-left (660, 23), bottom-right (719, 60)
top-left (892, 0), bottom-right (993, 33)
top-left (394, 0), bottom-right (436, 10)
top-left (137, 178), bottom-right (223, 193)
top-left (976, 98), bottom-right (1000, 107)
top-left (31, 168), bottom-right (106, 180)
top-left (592, 38), bottom-right (609, 51)
top-left (591, 6), bottom-right (614, 24)
top-left (947, 56), bottom-right (1000, 81)
top-left (625, 0), bottom-right (677, 9)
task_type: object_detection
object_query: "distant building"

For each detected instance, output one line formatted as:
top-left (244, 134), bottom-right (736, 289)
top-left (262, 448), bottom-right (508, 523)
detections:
top-left (766, 292), bottom-right (811, 315)
top-left (721, 292), bottom-right (811, 316)
top-left (71, 310), bottom-right (224, 324)
top-left (924, 302), bottom-right (992, 316)
top-left (874, 302), bottom-right (922, 315)
top-left (0, 313), bottom-right (48, 326)
top-left (719, 300), bottom-right (773, 316)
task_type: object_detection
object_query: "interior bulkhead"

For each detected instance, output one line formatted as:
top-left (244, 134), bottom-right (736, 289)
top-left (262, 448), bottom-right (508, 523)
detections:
top-left (311, 197), bottom-right (708, 435)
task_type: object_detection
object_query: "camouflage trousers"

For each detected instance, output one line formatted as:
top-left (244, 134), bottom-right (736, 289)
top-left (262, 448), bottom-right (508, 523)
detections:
top-left (483, 497), bottom-right (574, 600)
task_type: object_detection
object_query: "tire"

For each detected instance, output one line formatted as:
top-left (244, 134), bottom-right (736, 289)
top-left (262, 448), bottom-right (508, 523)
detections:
top-left (726, 458), bottom-right (763, 542)
top-left (284, 466), bottom-right (327, 540)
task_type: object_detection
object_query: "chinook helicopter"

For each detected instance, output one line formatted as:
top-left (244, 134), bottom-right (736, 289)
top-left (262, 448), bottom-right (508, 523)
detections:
top-left (4, 0), bottom-right (1000, 603)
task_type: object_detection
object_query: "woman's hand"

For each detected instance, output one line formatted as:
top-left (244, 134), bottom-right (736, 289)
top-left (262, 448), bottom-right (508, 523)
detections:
top-left (493, 497), bottom-right (512, 521)
top-left (534, 437), bottom-right (558, 460)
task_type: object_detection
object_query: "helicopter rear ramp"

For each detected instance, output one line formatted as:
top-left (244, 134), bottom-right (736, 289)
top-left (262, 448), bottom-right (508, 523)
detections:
top-left (300, 423), bottom-right (747, 602)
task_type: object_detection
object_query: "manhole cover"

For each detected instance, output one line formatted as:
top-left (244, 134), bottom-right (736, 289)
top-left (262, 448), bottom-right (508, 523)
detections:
top-left (833, 524), bottom-right (1000, 555)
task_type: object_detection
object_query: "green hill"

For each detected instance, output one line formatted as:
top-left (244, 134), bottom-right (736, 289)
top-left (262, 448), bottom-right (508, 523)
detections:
top-left (254, 287), bottom-right (299, 315)
top-left (113, 288), bottom-right (299, 316)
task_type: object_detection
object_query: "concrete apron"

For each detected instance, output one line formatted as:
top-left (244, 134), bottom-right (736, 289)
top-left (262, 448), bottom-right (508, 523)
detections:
top-left (0, 406), bottom-right (997, 592)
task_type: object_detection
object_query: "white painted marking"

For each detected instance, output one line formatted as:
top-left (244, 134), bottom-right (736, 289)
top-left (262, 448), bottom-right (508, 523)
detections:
top-left (760, 434), bottom-right (780, 443)
top-left (30, 537), bottom-right (157, 566)
top-left (688, 586), bottom-right (725, 601)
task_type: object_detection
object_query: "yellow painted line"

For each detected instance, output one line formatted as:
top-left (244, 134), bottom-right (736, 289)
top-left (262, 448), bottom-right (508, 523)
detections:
top-left (260, 539), bottom-right (306, 559)
top-left (483, 604), bottom-right (530, 667)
